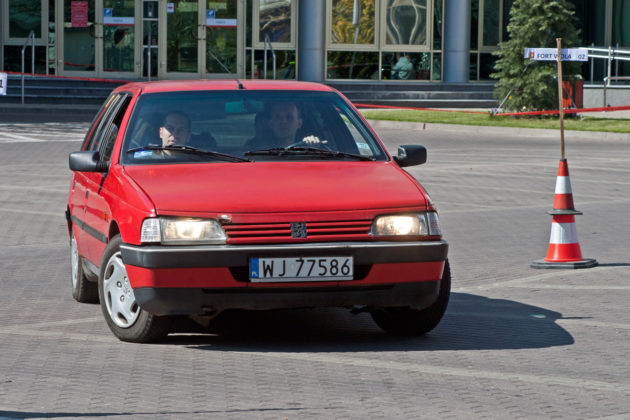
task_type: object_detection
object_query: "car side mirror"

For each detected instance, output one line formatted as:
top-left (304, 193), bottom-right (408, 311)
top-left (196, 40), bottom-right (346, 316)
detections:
top-left (394, 145), bottom-right (426, 167)
top-left (69, 151), bottom-right (109, 172)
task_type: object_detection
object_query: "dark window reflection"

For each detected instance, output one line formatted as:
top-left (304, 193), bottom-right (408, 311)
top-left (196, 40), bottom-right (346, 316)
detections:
top-left (259, 0), bottom-right (291, 43)
top-left (433, 0), bottom-right (443, 49)
top-left (480, 53), bottom-right (496, 79)
top-left (469, 53), bottom-right (478, 81)
top-left (382, 52), bottom-right (431, 80)
top-left (327, 51), bottom-right (379, 79)
top-left (9, 0), bottom-right (42, 38)
top-left (482, 0), bottom-right (500, 46)
top-left (432, 53), bottom-right (441, 80)
top-left (251, 49), bottom-right (296, 79)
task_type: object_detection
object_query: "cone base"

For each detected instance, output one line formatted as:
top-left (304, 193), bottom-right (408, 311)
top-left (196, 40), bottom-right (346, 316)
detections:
top-left (531, 258), bottom-right (598, 269)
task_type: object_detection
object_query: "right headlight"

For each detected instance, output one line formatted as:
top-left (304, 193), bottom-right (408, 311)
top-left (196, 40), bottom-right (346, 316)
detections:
top-left (141, 217), bottom-right (227, 245)
top-left (371, 212), bottom-right (441, 237)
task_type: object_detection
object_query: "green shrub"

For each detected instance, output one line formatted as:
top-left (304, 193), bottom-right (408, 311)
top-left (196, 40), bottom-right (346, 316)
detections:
top-left (492, 0), bottom-right (581, 112)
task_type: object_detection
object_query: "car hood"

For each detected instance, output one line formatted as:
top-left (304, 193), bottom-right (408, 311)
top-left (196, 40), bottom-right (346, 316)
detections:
top-left (124, 161), bottom-right (426, 214)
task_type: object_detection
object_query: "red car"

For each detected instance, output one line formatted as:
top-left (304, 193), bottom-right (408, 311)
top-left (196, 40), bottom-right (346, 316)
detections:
top-left (67, 80), bottom-right (449, 342)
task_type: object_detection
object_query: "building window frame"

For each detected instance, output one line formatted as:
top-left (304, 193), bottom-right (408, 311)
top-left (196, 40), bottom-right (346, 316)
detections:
top-left (2, 0), bottom-right (48, 44)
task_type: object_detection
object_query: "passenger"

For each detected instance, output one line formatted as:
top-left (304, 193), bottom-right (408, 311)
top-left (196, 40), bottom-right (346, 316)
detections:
top-left (392, 53), bottom-right (414, 80)
top-left (159, 111), bottom-right (192, 147)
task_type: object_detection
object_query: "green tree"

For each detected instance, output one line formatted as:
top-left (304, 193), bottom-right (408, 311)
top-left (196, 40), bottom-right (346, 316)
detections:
top-left (492, 0), bottom-right (581, 112)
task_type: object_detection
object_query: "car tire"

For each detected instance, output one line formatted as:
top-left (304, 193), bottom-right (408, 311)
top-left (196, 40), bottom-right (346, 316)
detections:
top-left (98, 235), bottom-right (171, 343)
top-left (371, 259), bottom-right (451, 336)
top-left (70, 231), bottom-right (98, 303)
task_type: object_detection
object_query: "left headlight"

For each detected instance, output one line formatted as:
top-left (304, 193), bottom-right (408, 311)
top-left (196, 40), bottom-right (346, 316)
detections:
top-left (371, 213), bottom-right (441, 237)
top-left (141, 217), bottom-right (227, 245)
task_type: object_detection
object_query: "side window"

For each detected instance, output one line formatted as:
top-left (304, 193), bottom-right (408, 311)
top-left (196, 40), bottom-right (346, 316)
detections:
top-left (340, 113), bottom-right (374, 157)
top-left (85, 94), bottom-right (122, 152)
top-left (99, 95), bottom-right (131, 163)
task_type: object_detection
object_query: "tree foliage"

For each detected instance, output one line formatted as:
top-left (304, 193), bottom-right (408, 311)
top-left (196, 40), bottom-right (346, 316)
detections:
top-left (491, 0), bottom-right (581, 112)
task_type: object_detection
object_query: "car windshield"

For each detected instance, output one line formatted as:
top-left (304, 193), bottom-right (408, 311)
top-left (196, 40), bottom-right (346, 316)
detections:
top-left (121, 90), bottom-right (387, 164)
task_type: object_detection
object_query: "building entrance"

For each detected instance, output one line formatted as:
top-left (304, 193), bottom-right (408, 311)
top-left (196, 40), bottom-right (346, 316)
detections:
top-left (55, 0), bottom-right (243, 79)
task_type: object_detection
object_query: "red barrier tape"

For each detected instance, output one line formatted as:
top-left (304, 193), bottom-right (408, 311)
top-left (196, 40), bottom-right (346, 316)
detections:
top-left (355, 102), bottom-right (630, 116)
top-left (354, 103), bottom-right (488, 114)
top-left (494, 105), bottom-right (630, 116)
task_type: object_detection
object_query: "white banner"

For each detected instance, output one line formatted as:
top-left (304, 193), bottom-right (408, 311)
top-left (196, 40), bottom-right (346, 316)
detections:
top-left (0, 73), bottom-right (7, 96)
top-left (524, 48), bottom-right (588, 61)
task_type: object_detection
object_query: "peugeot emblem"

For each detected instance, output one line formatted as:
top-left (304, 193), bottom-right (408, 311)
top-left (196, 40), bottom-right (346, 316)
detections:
top-left (291, 222), bottom-right (307, 238)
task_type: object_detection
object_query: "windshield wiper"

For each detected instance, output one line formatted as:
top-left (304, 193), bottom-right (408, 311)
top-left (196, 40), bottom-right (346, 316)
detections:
top-left (127, 145), bottom-right (251, 162)
top-left (244, 146), bottom-right (374, 161)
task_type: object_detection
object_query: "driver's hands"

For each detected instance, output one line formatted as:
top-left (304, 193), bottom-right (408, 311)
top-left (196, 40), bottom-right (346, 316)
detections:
top-left (302, 135), bottom-right (327, 144)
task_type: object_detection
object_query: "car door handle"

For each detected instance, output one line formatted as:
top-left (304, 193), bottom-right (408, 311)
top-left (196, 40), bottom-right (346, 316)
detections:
top-left (85, 190), bottom-right (89, 198)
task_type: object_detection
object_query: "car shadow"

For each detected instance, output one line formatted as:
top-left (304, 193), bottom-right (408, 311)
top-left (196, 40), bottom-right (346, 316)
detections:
top-left (167, 292), bottom-right (574, 352)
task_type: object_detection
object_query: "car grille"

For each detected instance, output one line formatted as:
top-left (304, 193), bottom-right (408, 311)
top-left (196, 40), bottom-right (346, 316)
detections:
top-left (229, 264), bottom-right (372, 282)
top-left (224, 219), bottom-right (373, 244)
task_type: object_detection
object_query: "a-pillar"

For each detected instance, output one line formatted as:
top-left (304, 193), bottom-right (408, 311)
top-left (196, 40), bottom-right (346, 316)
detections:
top-left (443, 0), bottom-right (471, 83)
top-left (297, 0), bottom-right (326, 82)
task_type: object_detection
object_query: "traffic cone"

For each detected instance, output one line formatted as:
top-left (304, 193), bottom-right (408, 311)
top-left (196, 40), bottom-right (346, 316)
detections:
top-left (531, 159), bottom-right (597, 269)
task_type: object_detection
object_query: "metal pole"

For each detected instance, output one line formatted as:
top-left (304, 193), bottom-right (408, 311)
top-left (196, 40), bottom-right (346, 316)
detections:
top-left (264, 38), bottom-right (267, 80)
top-left (605, 46), bottom-right (613, 107)
top-left (590, 43), bottom-right (594, 83)
top-left (615, 43), bottom-right (619, 77)
top-left (21, 50), bottom-right (25, 104)
top-left (147, 28), bottom-right (152, 81)
top-left (556, 38), bottom-right (565, 160)
top-left (31, 32), bottom-right (34, 75)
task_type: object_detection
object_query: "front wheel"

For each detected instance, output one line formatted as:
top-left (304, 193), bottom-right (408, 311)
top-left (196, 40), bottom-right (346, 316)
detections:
top-left (70, 231), bottom-right (98, 303)
top-left (98, 235), bottom-right (171, 343)
top-left (371, 259), bottom-right (451, 336)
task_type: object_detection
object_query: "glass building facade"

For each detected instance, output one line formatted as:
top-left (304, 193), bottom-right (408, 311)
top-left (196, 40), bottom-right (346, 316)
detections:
top-left (1, 0), bottom-right (629, 83)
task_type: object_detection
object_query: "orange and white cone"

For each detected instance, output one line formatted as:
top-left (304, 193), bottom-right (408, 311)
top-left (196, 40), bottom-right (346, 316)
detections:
top-left (531, 159), bottom-right (597, 269)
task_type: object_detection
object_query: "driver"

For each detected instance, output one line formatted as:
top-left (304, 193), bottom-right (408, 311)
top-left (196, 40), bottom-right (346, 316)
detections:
top-left (159, 111), bottom-right (191, 147)
top-left (267, 102), bottom-right (303, 147)
top-left (246, 102), bottom-right (322, 150)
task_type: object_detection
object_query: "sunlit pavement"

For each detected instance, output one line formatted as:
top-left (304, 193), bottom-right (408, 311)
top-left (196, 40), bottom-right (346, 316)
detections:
top-left (0, 119), bottom-right (629, 419)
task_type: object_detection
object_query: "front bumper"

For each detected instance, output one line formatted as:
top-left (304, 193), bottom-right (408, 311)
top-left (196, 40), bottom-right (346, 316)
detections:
top-left (121, 240), bottom-right (448, 315)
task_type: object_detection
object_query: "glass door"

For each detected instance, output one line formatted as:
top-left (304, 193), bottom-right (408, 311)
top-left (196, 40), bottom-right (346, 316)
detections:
top-left (61, 0), bottom-right (97, 75)
top-left (143, 0), bottom-right (159, 79)
top-left (205, 0), bottom-right (239, 76)
top-left (102, 0), bottom-right (138, 76)
top-left (161, 0), bottom-right (200, 78)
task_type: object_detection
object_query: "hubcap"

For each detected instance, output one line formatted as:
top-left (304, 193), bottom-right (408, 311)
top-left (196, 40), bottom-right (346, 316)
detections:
top-left (71, 234), bottom-right (79, 290)
top-left (103, 251), bottom-right (140, 328)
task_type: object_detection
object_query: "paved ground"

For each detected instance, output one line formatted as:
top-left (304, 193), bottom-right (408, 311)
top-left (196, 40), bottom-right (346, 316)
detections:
top-left (0, 119), bottom-right (629, 419)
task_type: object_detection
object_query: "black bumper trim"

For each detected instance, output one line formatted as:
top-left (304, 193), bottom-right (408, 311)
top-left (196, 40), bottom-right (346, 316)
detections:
top-left (134, 281), bottom-right (441, 315)
top-left (121, 241), bottom-right (448, 269)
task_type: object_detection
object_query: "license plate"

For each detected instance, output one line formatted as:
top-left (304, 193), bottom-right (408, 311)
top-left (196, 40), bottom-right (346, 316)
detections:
top-left (249, 256), bottom-right (354, 282)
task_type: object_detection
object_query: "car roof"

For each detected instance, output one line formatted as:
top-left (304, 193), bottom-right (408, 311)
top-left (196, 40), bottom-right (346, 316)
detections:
top-left (114, 79), bottom-right (337, 94)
